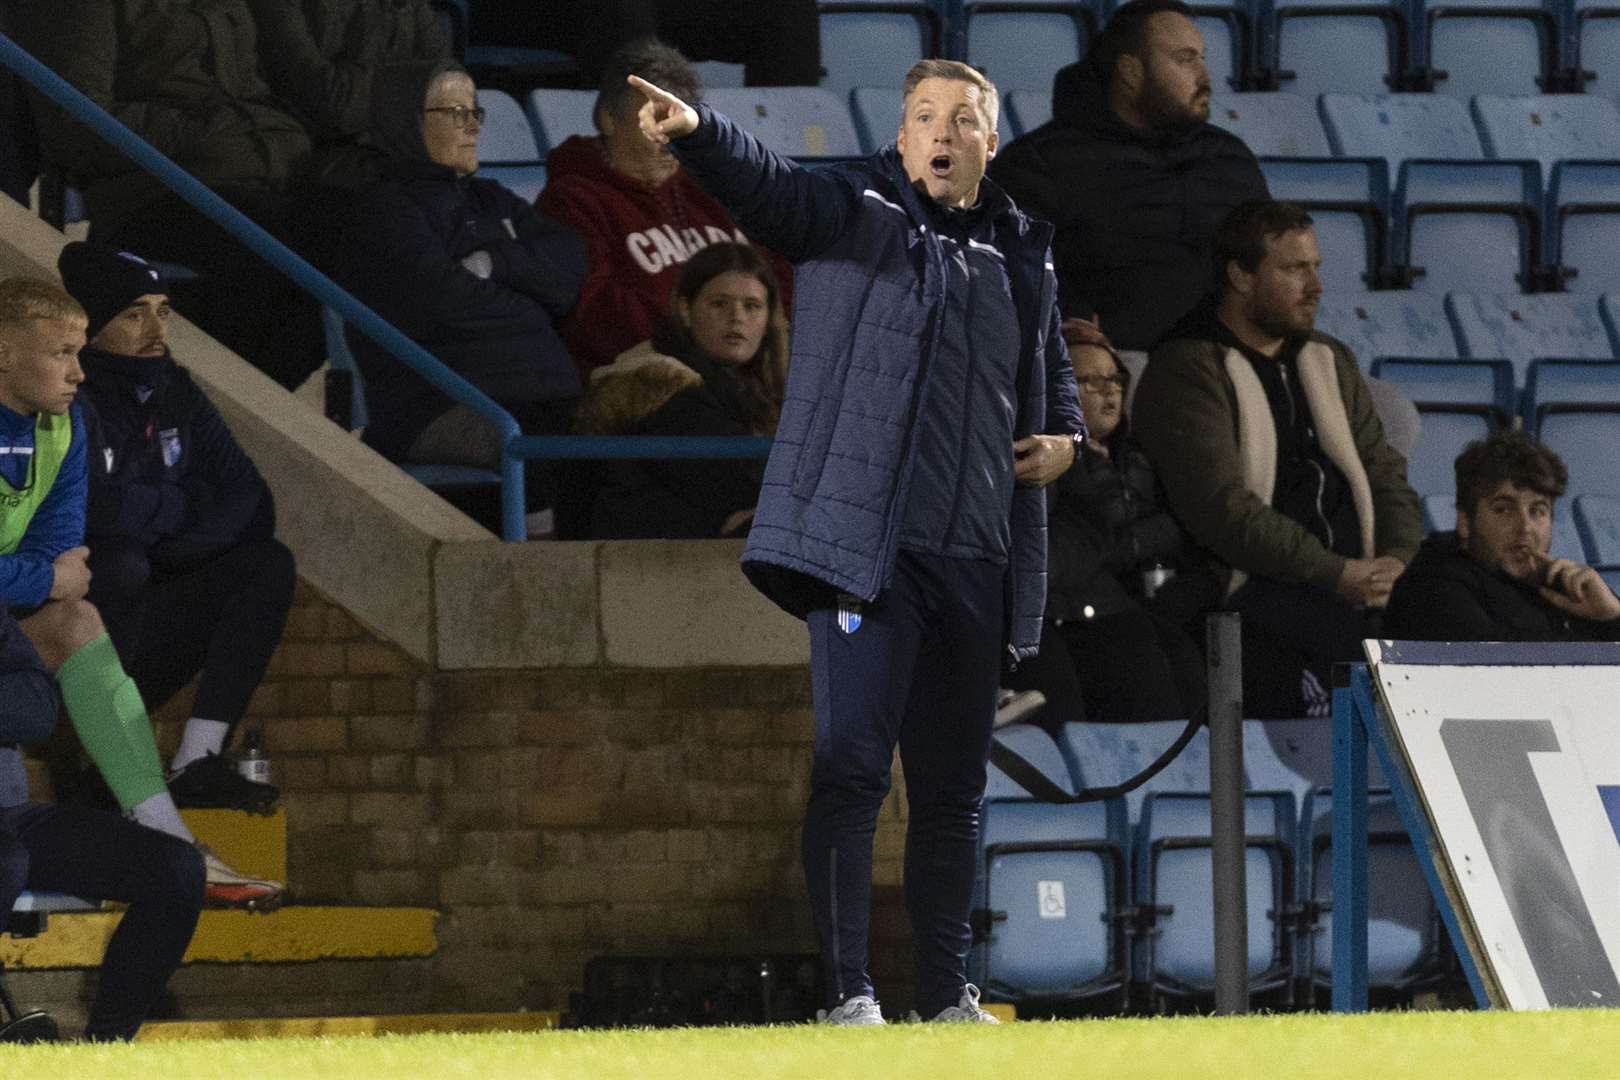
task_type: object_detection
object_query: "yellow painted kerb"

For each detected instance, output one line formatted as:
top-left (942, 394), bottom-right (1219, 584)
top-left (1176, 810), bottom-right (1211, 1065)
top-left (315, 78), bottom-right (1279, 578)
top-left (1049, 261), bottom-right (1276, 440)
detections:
top-left (137, 1011), bottom-right (560, 1042)
top-left (0, 906), bottom-right (438, 969)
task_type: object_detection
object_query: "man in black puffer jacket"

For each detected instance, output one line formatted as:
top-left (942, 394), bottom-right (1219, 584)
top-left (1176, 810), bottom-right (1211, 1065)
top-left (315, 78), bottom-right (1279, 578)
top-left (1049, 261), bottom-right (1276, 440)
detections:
top-left (334, 61), bottom-right (586, 469)
top-left (988, 0), bottom-right (1268, 351)
top-left (59, 242), bottom-right (293, 822)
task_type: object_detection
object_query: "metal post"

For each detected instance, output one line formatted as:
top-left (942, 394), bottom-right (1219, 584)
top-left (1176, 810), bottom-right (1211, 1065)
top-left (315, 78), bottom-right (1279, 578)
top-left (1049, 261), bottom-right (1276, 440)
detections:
top-left (1332, 665), bottom-right (1371, 1012)
top-left (1207, 611), bottom-right (1248, 1015)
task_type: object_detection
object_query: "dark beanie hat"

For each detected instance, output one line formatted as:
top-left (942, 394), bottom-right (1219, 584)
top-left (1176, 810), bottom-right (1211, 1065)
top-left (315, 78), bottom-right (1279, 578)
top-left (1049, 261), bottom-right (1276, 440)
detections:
top-left (56, 241), bottom-right (167, 341)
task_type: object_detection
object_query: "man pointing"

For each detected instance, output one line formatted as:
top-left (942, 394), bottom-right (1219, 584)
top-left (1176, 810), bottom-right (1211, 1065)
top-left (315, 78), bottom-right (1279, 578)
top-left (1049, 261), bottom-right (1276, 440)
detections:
top-left (631, 62), bottom-right (1083, 1024)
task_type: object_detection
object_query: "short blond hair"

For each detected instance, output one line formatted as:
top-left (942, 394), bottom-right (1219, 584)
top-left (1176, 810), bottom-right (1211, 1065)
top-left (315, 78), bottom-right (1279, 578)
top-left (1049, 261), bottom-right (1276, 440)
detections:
top-left (0, 276), bottom-right (86, 329)
top-left (901, 59), bottom-right (1000, 133)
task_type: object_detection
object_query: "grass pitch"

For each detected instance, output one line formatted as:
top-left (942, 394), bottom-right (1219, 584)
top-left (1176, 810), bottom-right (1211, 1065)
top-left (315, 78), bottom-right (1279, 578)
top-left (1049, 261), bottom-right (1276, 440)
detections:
top-left (4, 1009), bottom-right (1618, 1079)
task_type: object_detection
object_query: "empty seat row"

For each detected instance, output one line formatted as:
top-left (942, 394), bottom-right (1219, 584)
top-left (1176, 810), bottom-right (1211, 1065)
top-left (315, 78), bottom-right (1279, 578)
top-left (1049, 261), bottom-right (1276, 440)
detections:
top-left (814, 0), bottom-right (1613, 102)
top-left (1315, 290), bottom-right (1620, 497)
top-left (973, 721), bottom-right (1450, 1013)
top-left (1216, 92), bottom-right (1620, 294)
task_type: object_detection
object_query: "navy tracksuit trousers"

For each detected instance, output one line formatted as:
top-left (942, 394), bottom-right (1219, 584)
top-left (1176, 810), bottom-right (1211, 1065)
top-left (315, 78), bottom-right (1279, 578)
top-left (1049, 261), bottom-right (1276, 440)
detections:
top-left (802, 550), bottom-right (1004, 1017)
top-left (0, 802), bottom-right (204, 1040)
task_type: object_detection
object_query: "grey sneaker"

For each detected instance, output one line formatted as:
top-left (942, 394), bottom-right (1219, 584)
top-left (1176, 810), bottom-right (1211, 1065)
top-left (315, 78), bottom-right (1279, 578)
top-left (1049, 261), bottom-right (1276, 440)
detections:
top-left (916, 984), bottom-right (999, 1023)
top-left (816, 995), bottom-right (885, 1026)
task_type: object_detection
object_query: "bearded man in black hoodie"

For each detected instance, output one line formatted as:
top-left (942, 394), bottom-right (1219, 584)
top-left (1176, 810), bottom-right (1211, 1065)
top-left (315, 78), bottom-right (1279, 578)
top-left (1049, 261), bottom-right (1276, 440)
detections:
top-left (988, 0), bottom-right (1268, 351)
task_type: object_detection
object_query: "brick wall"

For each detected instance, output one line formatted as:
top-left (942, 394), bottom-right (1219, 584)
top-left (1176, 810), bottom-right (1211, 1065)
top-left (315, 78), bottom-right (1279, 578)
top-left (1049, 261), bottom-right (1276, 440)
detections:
top-left (147, 583), bottom-right (919, 1016)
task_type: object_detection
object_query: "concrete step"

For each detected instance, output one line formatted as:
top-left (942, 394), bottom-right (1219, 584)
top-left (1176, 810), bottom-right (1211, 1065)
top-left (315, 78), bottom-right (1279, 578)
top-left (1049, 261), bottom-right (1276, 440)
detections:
top-left (0, 904), bottom-right (436, 969)
top-left (137, 1010), bottom-right (561, 1041)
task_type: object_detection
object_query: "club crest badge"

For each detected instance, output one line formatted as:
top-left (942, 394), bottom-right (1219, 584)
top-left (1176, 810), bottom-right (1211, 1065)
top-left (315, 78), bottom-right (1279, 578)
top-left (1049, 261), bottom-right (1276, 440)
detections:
top-left (836, 593), bottom-right (863, 635)
top-left (159, 427), bottom-right (182, 468)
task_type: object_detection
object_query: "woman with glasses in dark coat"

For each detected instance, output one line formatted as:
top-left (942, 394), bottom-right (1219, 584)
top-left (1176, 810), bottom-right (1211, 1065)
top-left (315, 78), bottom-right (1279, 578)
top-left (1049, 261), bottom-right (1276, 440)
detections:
top-left (1021, 319), bottom-right (1216, 724)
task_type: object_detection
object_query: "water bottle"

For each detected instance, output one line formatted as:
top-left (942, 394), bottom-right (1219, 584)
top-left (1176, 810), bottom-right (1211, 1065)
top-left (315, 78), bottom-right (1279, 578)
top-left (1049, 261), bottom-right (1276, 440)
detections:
top-left (237, 727), bottom-right (271, 786)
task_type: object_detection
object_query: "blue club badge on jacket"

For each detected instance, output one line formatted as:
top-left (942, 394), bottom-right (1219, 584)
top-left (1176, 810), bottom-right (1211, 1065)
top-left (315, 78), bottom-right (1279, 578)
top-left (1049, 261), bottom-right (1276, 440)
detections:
top-left (159, 428), bottom-right (182, 468)
top-left (836, 593), bottom-right (863, 635)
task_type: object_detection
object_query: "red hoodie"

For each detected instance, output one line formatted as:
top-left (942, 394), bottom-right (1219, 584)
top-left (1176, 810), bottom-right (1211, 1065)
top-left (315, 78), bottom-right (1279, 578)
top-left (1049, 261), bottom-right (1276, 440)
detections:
top-left (537, 135), bottom-right (794, 374)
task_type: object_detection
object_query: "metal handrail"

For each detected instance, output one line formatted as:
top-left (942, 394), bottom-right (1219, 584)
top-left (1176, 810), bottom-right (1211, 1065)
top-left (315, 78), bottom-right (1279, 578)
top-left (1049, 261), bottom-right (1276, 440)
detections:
top-left (0, 31), bottom-right (773, 540)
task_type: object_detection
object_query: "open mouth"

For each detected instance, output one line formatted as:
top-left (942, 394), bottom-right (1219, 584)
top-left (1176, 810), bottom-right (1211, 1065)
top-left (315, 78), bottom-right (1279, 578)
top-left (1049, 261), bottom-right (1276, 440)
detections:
top-left (929, 154), bottom-right (953, 177)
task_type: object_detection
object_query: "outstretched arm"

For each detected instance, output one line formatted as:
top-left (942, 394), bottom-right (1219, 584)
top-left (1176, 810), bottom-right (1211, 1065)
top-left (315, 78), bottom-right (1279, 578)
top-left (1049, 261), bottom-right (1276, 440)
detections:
top-left (628, 76), bottom-right (856, 263)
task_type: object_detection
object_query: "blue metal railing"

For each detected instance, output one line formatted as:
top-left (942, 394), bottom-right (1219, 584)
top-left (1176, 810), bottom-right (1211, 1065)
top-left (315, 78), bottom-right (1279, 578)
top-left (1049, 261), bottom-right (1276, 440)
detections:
top-left (0, 31), bottom-right (771, 540)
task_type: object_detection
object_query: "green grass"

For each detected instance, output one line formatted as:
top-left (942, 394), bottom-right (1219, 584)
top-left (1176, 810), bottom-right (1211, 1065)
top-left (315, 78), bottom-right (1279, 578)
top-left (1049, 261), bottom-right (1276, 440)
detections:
top-left (5, 1010), bottom-right (1620, 1079)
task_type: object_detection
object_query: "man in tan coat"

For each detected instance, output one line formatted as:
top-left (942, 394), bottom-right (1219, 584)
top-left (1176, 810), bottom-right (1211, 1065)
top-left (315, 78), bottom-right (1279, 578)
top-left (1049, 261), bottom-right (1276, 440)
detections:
top-left (1134, 200), bottom-right (1422, 716)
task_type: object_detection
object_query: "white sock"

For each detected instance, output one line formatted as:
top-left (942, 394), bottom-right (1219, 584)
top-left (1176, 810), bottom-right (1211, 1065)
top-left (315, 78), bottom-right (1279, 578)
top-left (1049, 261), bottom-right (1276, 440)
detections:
top-left (131, 791), bottom-right (196, 844)
top-left (170, 718), bottom-right (231, 773)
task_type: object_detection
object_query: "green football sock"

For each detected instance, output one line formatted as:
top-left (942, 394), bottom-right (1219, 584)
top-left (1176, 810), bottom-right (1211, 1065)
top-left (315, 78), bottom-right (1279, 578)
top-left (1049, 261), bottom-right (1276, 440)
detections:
top-left (55, 632), bottom-right (168, 811)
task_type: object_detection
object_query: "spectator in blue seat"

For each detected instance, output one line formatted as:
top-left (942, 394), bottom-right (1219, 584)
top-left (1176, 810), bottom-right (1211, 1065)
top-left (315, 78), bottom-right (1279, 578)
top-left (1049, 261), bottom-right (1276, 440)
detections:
top-left (1016, 318), bottom-right (1214, 724)
top-left (0, 605), bottom-right (204, 1042)
top-left (58, 242), bottom-right (294, 815)
top-left (988, 0), bottom-right (1268, 352)
top-left (1386, 432), bottom-right (1620, 641)
top-left (1134, 201), bottom-right (1422, 718)
top-left (574, 241), bottom-right (786, 539)
top-left (335, 62), bottom-right (587, 480)
top-left (246, 0), bottom-right (452, 190)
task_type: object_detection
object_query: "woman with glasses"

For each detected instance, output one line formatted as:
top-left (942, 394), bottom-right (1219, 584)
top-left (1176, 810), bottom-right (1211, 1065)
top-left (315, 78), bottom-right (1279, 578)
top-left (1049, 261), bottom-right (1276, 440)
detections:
top-left (1019, 319), bottom-right (1215, 724)
top-left (334, 62), bottom-right (585, 529)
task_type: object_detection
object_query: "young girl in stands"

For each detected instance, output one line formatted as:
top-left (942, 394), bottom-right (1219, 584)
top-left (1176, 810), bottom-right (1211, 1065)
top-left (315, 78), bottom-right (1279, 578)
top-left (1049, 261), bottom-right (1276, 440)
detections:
top-left (571, 242), bottom-right (787, 539)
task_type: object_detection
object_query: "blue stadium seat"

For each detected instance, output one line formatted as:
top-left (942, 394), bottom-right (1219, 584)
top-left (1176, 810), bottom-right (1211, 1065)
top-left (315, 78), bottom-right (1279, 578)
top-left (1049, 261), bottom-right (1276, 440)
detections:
top-left (1134, 791), bottom-right (1297, 1007)
top-left (963, 2), bottom-right (1095, 92)
top-left (1574, 0), bottom-right (1620, 105)
top-left (1319, 94), bottom-right (1538, 292)
top-left (474, 90), bottom-right (545, 203)
top-left (1371, 356), bottom-right (1513, 417)
top-left (1320, 93), bottom-right (1484, 172)
top-left (1258, 158), bottom-right (1390, 293)
top-left (1314, 292), bottom-right (1458, 369)
top-left (689, 62), bottom-right (745, 89)
top-left (1296, 790), bottom-right (1445, 999)
top-left (1536, 406), bottom-right (1620, 495)
top-left (474, 90), bottom-right (538, 161)
top-left (1407, 406), bottom-right (1496, 495)
top-left (1550, 164), bottom-right (1620, 294)
top-left (1448, 292), bottom-right (1616, 391)
top-left (1523, 359), bottom-right (1620, 417)
top-left (1207, 92), bottom-right (1330, 156)
top-left (525, 89), bottom-right (598, 155)
top-left (1418, 0), bottom-right (1558, 98)
top-left (1060, 721), bottom-right (1213, 826)
top-left (818, 3), bottom-right (939, 97)
top-left (1397, 160), bottom-right (1541, 294)
top-left (972, 724), bottom-right (1130, 1007)
top-left (847, 86), bottom-right (1013, 157)
top-left (1186, 3), bottom-right (1251, 92)
top-left (701, 88), bottom-right (865, 159)
top-left (1472, 95), bottom-right (1620, 177)
top-left (1422, 492), bottom-right (1455, 532)
top-left (1266, 1), bottom-right (1409, 98)
top-left (1574, 493), bottom-right (1620, 568)
top-left (1004, 90), bottom-right (1053, 136)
